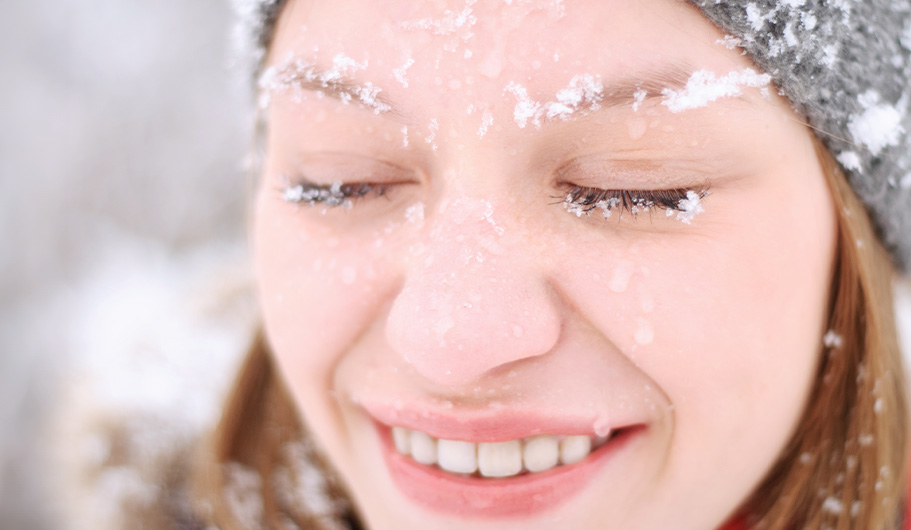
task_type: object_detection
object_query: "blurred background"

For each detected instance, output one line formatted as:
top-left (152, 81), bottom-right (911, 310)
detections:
top-left (0, 2), bottom-right (258, 528)
top-left (2, 2), bottom-right (911, 530)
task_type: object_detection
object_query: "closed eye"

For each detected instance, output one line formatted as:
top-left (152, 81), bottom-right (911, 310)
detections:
top-left (558, 184), bottom-right (709, 223)
top-left (279, 177), bottom-right (394, 208)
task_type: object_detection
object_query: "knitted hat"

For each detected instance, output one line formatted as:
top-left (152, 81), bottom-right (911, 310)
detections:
top-left (234, 0), bottom-right (911, 271)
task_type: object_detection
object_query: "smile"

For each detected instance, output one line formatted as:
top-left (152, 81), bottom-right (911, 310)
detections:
top-left (374, 420), bottom-right (642, 517)
top-left (391, 426), bottom-right (612, 478)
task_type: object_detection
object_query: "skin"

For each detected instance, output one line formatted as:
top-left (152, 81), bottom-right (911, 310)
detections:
top-left (253, 1), bottom-right (838, 529)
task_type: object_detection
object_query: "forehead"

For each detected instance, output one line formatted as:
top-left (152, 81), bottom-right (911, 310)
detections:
top-left (269, 0), bottom-right (756, 115)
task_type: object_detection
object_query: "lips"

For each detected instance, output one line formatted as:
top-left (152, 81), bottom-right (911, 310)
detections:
top-left (362, 403), bottom-right (645, 518)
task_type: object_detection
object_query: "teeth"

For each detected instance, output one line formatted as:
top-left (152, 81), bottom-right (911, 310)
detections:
top-left (392, 427), bottom-right (411, 456)
top-left (410, 430), bottom-right (438, 465)
top-left (391, 428), bottom-right (610, 477)
top-left (438, 439), bottom-right (478, 474)
top-left (523, 435), bottom-right (559, 473)
top-left (559, 435), bottom-right (592, 465)
top-left (478, 440), bottom-right (523, 477)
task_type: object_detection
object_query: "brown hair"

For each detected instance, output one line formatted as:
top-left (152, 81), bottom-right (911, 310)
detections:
top-left (191, 145), bottom-right (909, 529)
top-left (739, 139), bottom-right (909, 530)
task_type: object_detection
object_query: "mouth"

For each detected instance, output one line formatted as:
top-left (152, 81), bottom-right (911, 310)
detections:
top-left (390, 426), bottom-right (613, 478)
top-left (373, 420), bottom-right (644, 518)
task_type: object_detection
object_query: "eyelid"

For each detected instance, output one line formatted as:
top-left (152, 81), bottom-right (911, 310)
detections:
top-left (555, 156), bottom-right (718, 190)
top-left (286, 152), bottom-right (419, 186)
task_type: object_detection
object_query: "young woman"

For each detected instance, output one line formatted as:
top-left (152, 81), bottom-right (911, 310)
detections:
top-left (168, 1), bottom-right (911, 529)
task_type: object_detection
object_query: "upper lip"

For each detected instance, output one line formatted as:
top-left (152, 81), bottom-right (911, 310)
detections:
top-left (361, 400), bottom-right (645, 443)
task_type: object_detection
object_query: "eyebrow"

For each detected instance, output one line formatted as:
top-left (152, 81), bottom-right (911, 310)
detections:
top-left (272, 60), bottom-right (752, 122)
top-left (598, 63), bottom-right (697, 108)
top-left (268, 63), bottom-right (405, 117)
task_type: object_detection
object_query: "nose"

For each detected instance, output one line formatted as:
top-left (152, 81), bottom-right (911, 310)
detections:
top-left (385, 197), bottom-right (561, 387)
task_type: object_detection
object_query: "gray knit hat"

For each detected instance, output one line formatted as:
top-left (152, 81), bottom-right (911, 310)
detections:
top-left (234, 0), bottom-right (911, 272)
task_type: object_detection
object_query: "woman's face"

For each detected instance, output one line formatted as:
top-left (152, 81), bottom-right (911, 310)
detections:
top-left (253, 1), bottom-right (837, 528)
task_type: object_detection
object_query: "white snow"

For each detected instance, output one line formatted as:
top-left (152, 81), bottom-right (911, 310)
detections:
top-left (505, 74), bottom-right (605, 128)
top-left (425, 118), bottom-right (439, 149)
top-left (848, 90), bottom-right (905, 156)
top-left (545, 74), bottom-right (603, 119)
top-left (405, 202), bottom-right (425, 226)
top-left (273, 442), bottom-right (344, 520)
top-left (901, 173), bottom-right (911, 190)
top-left (393, 57), bottom-right (415, 88)
top-left (224, 462), bottom-right (265, 528)
top-left (661, 68), bottom-right (771, 113)
top-left (823, 330), bottom-right (844, 349)
top-left (632, 88), bottom-right (648, 112)
top-left (478, 109), bottom-right (494, 138)
top-left (504, 82), bottom-right (540, 129)
top-left (401, 0), bottom-right (478, 36)
top-left (836, 150), bottom-right (863, 171)
top-left (745, 4), bottom-right (767, 31)
top-left (258, 54), bottom-right (391, 114)
top-left (822, 496), bottom-right (844, 516)
top-left (675, 191), bottom-right (705, 224)
top-left (821, 44), bottom-right (840, 68)
top-left (801, 12), bottom-right (817, 31)
top-left (716, 35), bottom-right (743, 50)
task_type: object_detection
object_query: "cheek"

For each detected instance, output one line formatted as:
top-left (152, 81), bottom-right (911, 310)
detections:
top-left (552, 185), bottom-right (834, 483)
top-left (252, 194), bottom-right (401, 400)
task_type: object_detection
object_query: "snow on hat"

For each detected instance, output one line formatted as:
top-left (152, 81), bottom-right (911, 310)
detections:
top-left (234, 0), bottom-right (911, 271)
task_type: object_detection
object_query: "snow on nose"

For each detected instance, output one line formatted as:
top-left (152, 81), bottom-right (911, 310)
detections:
top-left (385, 197), bottom-right (561, 386)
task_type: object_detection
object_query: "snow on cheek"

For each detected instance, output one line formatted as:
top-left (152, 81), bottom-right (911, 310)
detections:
top-left (661, 68), bottom-right (772, 113)
top-left (847, 90), bottom-right (906, 156)
top-left (405, 202), bottom-right (425, 228)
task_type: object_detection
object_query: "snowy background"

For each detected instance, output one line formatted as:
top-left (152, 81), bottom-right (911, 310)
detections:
top-left (0, 2), bottom-right (257, 528)
top-left (1, 2), bottom-right (911, 530)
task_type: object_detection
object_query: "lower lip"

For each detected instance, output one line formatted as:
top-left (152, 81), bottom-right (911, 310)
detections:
top-left (376, 424), bottom-right (643, 518)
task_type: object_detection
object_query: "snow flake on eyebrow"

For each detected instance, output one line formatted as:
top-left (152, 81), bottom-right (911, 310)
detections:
top-left (660, 68), bottom-right (771, 113)
top-left (848, 90), bottom-right (906, 156)
top-left (505, 74), bottom-right (604, 128)
top-left (258, 53), bottom-right (391, 113)
top-left (505, 82), bottom-right (539, 128)
top-left (631, 88), bottom-right (647, 112)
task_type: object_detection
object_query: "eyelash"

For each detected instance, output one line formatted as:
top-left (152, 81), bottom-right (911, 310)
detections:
top-left (559, 185), bottom-right (708, 219)
top-left (279, 176), bottom-right (708, 221)
top-left (281, 178), bottom-right (391, 208)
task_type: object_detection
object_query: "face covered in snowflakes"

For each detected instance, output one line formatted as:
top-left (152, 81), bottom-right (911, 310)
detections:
top-left (252, 0), bottom-right (838, 528)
